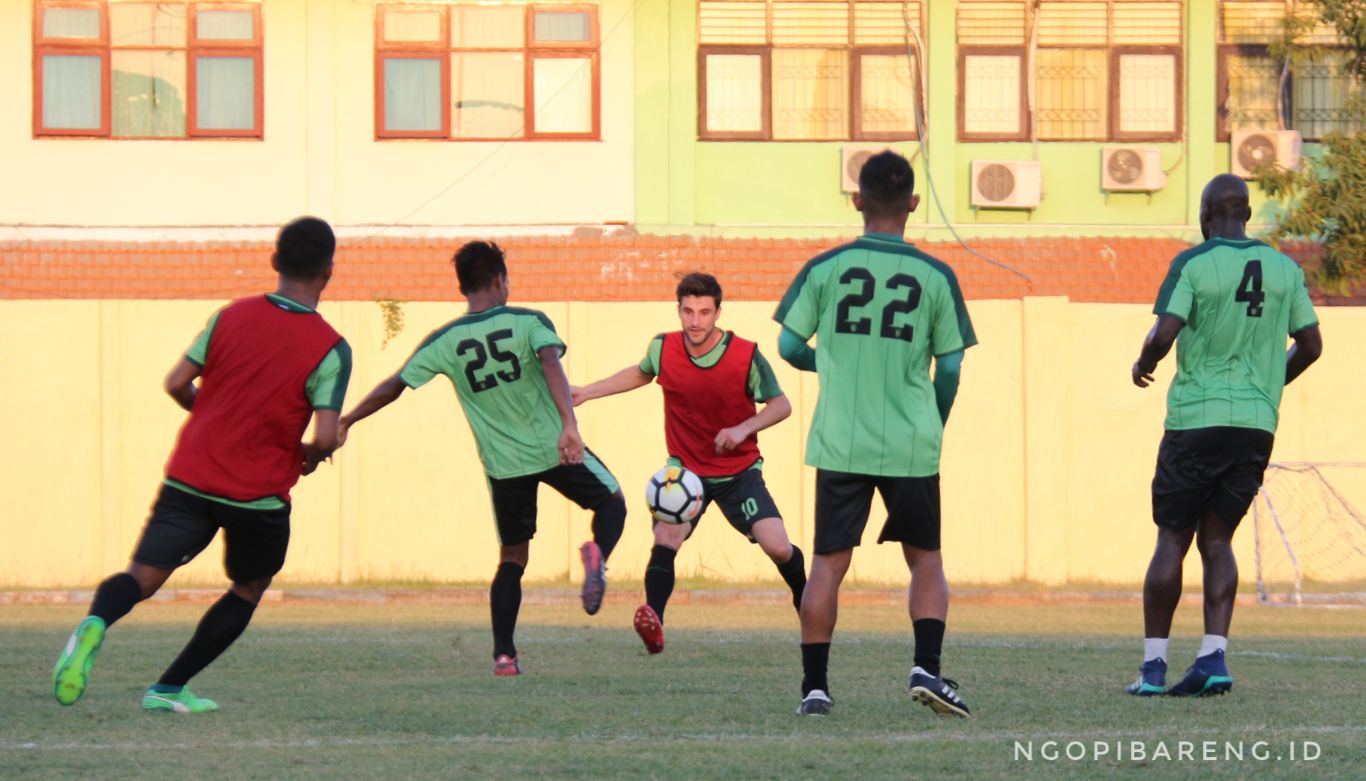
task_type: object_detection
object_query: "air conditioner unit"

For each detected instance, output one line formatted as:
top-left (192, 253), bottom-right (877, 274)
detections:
top-left (970, 160), bottom-right (1042, 209)
top-left (840, 145), bottom-right (890, 193)
top-left (1231, 129), bottom-right (1302, 179)
top-left (1101, 146), bottom-right (1166, 192)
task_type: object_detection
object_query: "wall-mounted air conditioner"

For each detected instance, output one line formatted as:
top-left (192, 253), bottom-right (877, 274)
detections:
top-left (1231, 129), bottom-right (1302, 179)
top-left (970, 160), bottom-right (1042, 209)
top-left (840, 145), bottom-right (889, 193)
top-left (1101, 146), bottom-right (1166, 192)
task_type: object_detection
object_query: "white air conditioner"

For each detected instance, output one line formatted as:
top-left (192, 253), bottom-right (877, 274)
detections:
top-left (1101, 146), bottom-right (1166, 192)
top-left (970, 160), bottom-right (1042, 209)
top-left (840, 145), bottom-right (890, 194)
top-left (1231, 129), bottom-right (1302, 179)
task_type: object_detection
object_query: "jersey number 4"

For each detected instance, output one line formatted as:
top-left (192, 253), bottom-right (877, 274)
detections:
top-left (834, 268), bottom-right (922, 342)
top-left (1235, 260), bottom-right (1265, 318)
top-left (457, 329), bottom-right (522, 392)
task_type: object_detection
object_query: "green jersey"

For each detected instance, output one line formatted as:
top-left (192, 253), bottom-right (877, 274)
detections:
top-left (774, 234), bottom-right (977, 477)
top-left (1153, 237), bottom-right (1318, 433)
top-left (401, 305), bottom-right (568, 479)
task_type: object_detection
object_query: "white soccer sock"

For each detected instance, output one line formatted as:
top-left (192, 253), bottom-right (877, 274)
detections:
top-left (1143, 637), bottom-right (1169, 663)
top-left (1199, 634), bottom-right (1229, 657)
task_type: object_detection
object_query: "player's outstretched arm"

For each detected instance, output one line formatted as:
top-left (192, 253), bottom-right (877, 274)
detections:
top-left (539, 347), bottom-right (585, 465)
top-left (777, 327), bottom-right (817, 372)
top-left (715, 394), bottom-right (792, 453)
top-left (933, 350), bottom-right (965, 425)
top-left (302, 409), bottom-right (341, 476)
top-left (1131, 314), bottom-right (1184, 388)
top-left (571, 365), bottom-right (653, 406)
top-left (338, 372), bottom-right (408, 446)
top-left (1285, 324), bottom-right (1323, 386)
top-left (164, 358), bottom-right (202, 412)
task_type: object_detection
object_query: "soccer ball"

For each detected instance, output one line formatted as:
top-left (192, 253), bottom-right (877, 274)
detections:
top-left (645, 465), bottom-right (705, 525)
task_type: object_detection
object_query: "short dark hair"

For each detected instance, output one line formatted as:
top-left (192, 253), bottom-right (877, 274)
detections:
top-left (453, 241), bottom-right (508, 294)
top-left (676, 272), bottom-right (722, 306)
top-left (858, 150), bottom-right (915, 218)
top-left (275, 217), bottom-right (335, 280)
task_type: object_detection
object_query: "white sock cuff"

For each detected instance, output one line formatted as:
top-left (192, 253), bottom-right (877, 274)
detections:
top-left (1199, 634), bottom-right (1229, 656)
top-left (1143, 637), bottom-right (1169, 663)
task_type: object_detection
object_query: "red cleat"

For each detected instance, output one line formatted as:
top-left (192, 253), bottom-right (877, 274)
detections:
top-left (633, 604), bottom-right (665, 654)
top-left (493, 654), bottom-right (522, 677)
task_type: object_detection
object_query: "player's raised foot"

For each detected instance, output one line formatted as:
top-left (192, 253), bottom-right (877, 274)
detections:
top-left (796, 689), bottom-right (833, 716)
top-left (142, 687), bottom-right (218, 714)
top-left (579, 541), bottom-right (606, 615)
top-left (909, 667), bottom-right (971, 717)
top-left (1167, 650), bottom-right (1233, 697)
top-left (633, 604), bottom-right (665, 654)
top-left (493, 654), bottom-right (522, 677)
top-left (1125, 657), bottom-right (1168, 696)
top-left (52, 616), bottom-right (107, 706)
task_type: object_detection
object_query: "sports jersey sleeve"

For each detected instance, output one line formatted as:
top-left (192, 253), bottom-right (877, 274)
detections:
top-left (773, 262), bottom-right (824, 339)
top-left (1154, 257), bottom-right (1195, 321)
top-left (528, 315), bottom-right (566, 357)
top-left (929, 270), bottom-right (978, 356)
top-left (305, 339), bottom-right (353, 411)
top-left (747, 347), bottom-right (784, 401)
top-left (1288, 270), bottom-right (1318, 333)
top-left (184, 310), bottom-right (222, 366)
top-left (638, 334), bottom-right (665, 377)
top-left (400, 331), bottom-right (453, 390)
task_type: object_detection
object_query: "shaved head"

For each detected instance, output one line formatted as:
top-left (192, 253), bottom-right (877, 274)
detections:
top-left (1199, 174), bottom-right (1252, 239)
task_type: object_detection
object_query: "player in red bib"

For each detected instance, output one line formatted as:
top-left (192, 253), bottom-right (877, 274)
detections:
top-left (51, 217), bottom-right (351, 713)
top-left (574, 273), bottom-right (806, 654)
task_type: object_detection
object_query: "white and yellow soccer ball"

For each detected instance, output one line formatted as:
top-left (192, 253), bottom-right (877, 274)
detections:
top-left (645, 465), bottom-right (705, 525)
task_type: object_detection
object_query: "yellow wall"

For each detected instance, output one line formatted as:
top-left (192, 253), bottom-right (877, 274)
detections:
top-left (0, 0), bottom-right (635, 227)
top-left (1, 299), bottom-right (1362, 588)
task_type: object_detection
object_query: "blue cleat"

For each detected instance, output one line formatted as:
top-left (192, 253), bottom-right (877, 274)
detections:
top-left (1167, 650), bottom-right (1233, 697)
top-left (1125, 657), bottom-right (1167, 696)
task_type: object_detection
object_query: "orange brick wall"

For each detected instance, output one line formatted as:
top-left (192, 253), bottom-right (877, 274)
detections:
top-left (0, 235), bottom-right (1351, 304)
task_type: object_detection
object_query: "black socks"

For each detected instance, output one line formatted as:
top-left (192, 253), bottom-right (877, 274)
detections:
top-left (88, 572), bottom-right (142, 627)
top-left (491, 561), bottom-right (525, 659)
top-left (592, 494), bottom-right (627, 560)
top-left (913, 618), bottom-right (946, 677)
top-left (776, 546), bottom-right (807, 612)
top-left (158, 590), bottom-right (257, 687)
top-left (801, 642), bottom-right (831, 696)
top-left (643, 545), bottom-right (677, 622)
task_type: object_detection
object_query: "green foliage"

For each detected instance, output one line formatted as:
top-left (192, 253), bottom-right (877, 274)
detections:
top-left (1255, 132), bottom-right (1366, 294)
top-left (375, 297), bottom-right (406, 348)
top-left (1258, 0), bottom-right (1365, 294)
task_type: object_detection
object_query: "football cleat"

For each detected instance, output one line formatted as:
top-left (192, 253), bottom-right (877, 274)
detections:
top-left (1167, 650), bottom-right (1233, 697)
top-left (909, 666), bottom-right (971, 717)
top-left (796, 689), bottom-right (833, 716)
top-left (633, 604), bottom-right (665, 655)
top-left (1125, 657), bottom-right (1168, 696)
top-left (579, 541), bottom-right (607, 616)
top-left (53, 616), bottom-right (106, 706)
top-left (142, 687), bottom-right (219, 714)
top-left (493, 654), bottom-right (522, 677)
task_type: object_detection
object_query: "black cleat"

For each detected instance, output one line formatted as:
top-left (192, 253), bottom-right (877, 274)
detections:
top-left (909, 666), bottom-right (971, 717)
top-left (796, 689), bottom-right (833, 716)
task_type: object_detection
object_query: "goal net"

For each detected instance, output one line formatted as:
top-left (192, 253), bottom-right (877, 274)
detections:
top-left (1252, 463), bottom-right (1366, 605)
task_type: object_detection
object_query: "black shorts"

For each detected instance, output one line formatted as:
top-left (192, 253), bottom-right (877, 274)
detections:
top-left (1151, 427), bottom-right (1275, 530)
top-left (487, 449), bottom-right (620, 546)
top-left (813, 470), bottom-right (940, 554)
top-left (691, 469), bottom-right (782, 541)
top-left (133, 483), bottom-right (291, 582)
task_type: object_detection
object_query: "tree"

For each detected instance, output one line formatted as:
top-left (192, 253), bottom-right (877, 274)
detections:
top-left (1253, 0), bottom-right (1365, 294)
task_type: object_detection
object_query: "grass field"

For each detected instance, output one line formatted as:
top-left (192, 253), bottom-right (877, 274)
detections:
top-left (2, 595), bottom-right (1362, 780)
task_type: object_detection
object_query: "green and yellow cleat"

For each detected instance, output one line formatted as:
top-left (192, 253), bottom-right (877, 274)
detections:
top-left (53, 616), bottom-right (106, 706)
top-left (142, 687), bottom-right (219, 714)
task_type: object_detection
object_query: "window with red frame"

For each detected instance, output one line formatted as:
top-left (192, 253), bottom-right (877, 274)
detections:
top-left (33, 1), bottom-right (263, 139)
top-left (375, 3), bottom-right (600, 140)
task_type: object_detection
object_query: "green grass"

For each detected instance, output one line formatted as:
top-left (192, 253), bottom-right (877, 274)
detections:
top-left (2, 598), bottom-right (1362, 780)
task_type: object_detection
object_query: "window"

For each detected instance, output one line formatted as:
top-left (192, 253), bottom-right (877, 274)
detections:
top-left (957, 0), bottom-right (1183, 141)
top-left (375, 3), bottom-right (600, 140)
top-left (1217, 1), bottom-right (1361, 141)
top-left (33, 1), bottom-right (263, 138)
top-left (697, 1), bottom-right (924, 141)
